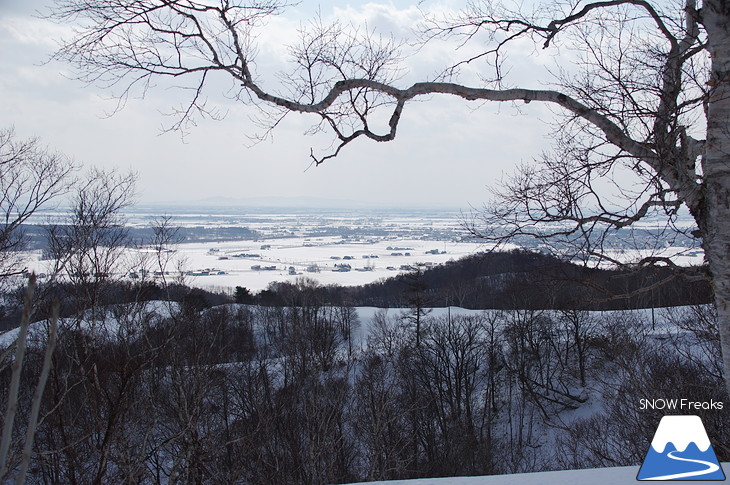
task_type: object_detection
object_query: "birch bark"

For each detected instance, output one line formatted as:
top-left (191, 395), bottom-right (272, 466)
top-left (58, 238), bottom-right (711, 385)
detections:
top-left (701, 0), bottom-right (730, 394)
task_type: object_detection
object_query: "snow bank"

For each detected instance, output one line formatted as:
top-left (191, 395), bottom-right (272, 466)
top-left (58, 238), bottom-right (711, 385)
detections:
top-left (344, 463), bottom-right (729, 484)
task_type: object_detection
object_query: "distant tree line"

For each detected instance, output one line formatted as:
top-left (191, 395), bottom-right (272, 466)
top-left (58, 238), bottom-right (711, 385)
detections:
top-left (19, 224), bottom-right (261, 251)
top-left (241, 250), bottom-right (712, 311)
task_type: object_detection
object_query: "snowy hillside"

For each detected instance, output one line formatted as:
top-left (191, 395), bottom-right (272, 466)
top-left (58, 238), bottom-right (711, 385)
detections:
top-left (345, 464), bottom-right (729, 485)
top-left (1, 296), bottom-right (726, 483)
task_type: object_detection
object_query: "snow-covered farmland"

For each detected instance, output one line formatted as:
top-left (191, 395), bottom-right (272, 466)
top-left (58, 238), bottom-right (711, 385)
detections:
top-left (165, 236), bottom-right (488, 291)
top-left (22, 206), bottom-right (706, 292)
top-left (19, 236), bottom-right (490, 291)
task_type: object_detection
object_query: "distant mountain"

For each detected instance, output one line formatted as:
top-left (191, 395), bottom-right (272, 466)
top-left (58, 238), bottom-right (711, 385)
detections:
top-left (142, 195), bottom-right (462, 211)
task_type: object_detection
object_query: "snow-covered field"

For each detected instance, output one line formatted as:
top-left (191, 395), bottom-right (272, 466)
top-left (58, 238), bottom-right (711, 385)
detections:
top-left (21, 236), bottom-right (490, 291)
top-left (143, 207), bottom-right (487, 290)
top-left (23, 206), bottom-right (492, 290)
top-left (21, 234), bottom-right (706, 293)
top-left (22, 206), bottom-right (706, 292)
top-left (166, 236), bottom-right (487, 291)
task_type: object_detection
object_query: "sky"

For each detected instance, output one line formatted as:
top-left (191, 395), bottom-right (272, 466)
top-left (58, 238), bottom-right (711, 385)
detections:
top-left (0, 0), bottom-right (557, 209)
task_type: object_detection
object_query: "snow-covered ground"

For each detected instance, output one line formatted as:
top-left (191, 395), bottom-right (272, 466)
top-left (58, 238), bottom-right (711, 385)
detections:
top-left (20, 207), bottom-right (707, 292)
top-left (20, 238), bottom-right (706, 294)
top-left (344, 464), bottom-right (729, 485)
top-left (22, 236), bottom-right (704, 294)
top-left (163, 236), bottom-right (488, 291)
top-left (0, 300), bottom-right (181, 348)
top-left (21, 236), bottom-right (490, 291)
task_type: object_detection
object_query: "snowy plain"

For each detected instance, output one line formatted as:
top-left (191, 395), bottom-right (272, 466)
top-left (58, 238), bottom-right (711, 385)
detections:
top-left (22, 206), bottom-right (706, 292)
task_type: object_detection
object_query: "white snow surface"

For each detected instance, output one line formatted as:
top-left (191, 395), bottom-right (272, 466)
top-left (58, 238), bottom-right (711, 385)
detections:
top-left (22, 237), bottom-right (493, 292)
top-left (147, 237), bottom-right (487, 291)
top-left (344, 464), bottom-right (729, 485)
top-left (18, 207), bottom-right (706, 295)
top-left (20, 236), bottom-right (705, 294)
top-left (650, 415), bottom-right (712, 453)
top-left (0, 300), bottom-right (180, 348)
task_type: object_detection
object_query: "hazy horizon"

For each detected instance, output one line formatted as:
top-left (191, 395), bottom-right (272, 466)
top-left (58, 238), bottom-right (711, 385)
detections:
top-left (1, 0), bottom-right (555, 208)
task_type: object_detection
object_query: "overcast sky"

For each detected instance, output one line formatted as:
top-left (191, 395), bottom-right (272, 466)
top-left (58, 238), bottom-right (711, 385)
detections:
top-left (0, 0), bottom-right (557, 209)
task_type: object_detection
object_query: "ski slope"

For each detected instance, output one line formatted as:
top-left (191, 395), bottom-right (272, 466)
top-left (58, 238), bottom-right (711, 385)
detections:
top-left (345, 463), bottom-right (729, 485)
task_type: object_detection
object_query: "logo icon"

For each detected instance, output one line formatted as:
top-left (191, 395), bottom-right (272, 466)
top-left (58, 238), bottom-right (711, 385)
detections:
top-left (637, 415), bottom-right (725, 481)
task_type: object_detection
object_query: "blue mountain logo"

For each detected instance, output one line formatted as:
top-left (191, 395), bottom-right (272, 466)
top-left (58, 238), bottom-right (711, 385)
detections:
top-left (637, 415), bottom-right (725, 481)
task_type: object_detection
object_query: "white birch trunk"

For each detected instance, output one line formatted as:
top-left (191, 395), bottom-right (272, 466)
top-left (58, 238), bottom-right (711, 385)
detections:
top-left (701, 0), bottom-right (730, 395)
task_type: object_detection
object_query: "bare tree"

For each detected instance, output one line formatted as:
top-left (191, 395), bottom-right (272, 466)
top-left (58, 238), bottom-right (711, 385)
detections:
top-left (0, 127), bottom-right (75, 284)
top-left (413, 313), bottom-right (492, 475)
top-left (403, 265), bottom-right (431, 348)
top-left (0, 276), bottom-right (59, 484)
top-left (48, 0), bottom-right (730, 393)
top-left (47, 168), bottom-right (137, 316)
